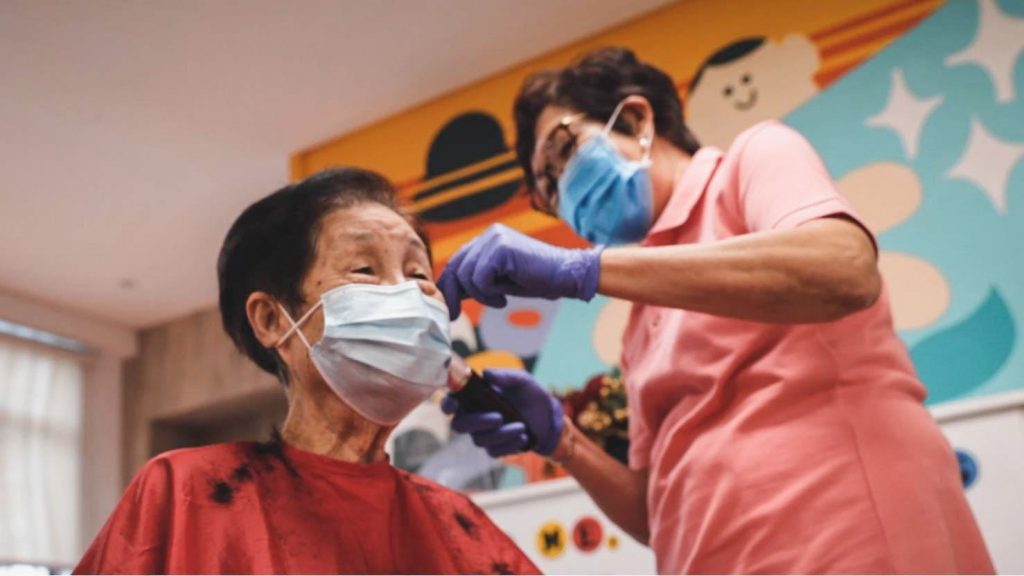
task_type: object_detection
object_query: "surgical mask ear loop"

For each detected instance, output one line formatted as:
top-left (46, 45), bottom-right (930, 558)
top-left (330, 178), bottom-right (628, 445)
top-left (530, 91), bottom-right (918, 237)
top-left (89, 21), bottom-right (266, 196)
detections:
top-left (274, 301), bottom-right (322, 349)
top-left (603, 99), bottom-right (653, 166)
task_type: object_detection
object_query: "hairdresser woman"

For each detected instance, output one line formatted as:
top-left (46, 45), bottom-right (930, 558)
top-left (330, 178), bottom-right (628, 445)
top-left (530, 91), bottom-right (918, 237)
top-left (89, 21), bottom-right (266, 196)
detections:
top-left (440, 47), bottom-right (993, 574)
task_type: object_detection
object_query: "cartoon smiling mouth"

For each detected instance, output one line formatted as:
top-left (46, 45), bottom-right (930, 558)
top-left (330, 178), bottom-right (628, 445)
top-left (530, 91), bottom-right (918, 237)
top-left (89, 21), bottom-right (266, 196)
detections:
top-left (734, 88), bottom-right (758, 111)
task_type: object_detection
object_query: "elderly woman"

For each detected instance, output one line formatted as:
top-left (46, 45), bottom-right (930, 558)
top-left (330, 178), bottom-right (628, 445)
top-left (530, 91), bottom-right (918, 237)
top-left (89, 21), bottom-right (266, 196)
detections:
top-left (75, 168), bottom-right (538, 575)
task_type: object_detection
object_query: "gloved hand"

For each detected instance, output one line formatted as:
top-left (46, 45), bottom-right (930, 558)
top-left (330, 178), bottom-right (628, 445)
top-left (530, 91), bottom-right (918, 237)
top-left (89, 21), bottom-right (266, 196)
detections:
top-left (437, 223), bottom-right (603, 320)
top-left (441, 368), bottom-right (564, 457)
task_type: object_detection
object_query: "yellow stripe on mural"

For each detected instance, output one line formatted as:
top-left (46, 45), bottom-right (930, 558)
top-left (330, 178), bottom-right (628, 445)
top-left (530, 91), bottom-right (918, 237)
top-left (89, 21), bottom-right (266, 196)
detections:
top-left (819, 36), bottom-right (902, 77)
top-left (401, 151), bottom-right (517, 198)
top-left (407, 167), bottom-right (523, 214)
top-left (816, 0), bottom-right (941, 49)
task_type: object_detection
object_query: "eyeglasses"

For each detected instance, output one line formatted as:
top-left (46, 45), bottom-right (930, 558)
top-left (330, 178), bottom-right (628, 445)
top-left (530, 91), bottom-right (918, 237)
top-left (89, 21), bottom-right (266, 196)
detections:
top-left (530, 113), bottom-right (586, 215)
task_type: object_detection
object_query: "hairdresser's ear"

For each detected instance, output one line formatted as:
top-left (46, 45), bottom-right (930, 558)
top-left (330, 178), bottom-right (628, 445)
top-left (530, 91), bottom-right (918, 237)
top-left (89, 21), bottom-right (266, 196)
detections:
top-left (247, 291), bottom-right (289, 349)
top-left (618, 95), bottom-right (656, 139)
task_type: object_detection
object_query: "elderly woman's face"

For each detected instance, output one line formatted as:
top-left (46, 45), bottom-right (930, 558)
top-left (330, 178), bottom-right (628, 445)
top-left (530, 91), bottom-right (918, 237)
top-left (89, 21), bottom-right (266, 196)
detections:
top-left (290, 202), bottom-right (442, 347)
top-left (313, 202), bottom-right (437, 296)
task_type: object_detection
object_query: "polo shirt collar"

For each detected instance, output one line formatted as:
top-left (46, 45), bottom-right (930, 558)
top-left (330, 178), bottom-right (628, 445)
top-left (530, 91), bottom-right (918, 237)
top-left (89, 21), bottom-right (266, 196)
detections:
top-left (646, 147), bottom-right (722, 238)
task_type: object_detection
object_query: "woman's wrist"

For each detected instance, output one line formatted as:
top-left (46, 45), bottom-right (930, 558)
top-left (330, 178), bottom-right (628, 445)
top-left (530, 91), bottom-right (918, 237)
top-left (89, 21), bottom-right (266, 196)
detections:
top-left (549, 415), bottom-right (578, 465)
top-left (569, 246), bottom-right (604, 302)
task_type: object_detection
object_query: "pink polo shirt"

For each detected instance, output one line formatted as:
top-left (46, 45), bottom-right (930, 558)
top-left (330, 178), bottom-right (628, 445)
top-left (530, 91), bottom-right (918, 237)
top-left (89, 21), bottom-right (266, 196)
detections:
top-left (622, 121), bottom-right (993, 574)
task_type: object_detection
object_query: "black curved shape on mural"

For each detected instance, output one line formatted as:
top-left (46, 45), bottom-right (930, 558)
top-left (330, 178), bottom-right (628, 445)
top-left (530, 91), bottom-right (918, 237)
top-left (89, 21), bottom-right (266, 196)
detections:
top-left (414, 111), bottom-right (520, 222)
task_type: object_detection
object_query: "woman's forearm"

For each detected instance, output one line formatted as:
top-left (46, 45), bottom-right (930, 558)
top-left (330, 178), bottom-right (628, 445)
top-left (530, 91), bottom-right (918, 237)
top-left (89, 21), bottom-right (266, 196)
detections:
top-left (551, 418), bottom-right (650, 544)
top-left (598, 217), bottom-right (881, 324)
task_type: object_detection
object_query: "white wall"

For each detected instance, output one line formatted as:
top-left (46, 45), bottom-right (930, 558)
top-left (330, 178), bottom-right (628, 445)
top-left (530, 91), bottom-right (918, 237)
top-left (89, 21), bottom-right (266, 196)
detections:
top-left (932, 391), bottom-right (1024, 574)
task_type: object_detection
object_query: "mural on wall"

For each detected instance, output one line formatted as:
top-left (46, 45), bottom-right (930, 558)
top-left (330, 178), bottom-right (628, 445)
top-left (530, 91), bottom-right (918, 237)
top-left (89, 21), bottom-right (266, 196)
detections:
top-left (787, 0), bottom-right (1023, 404)
top-left (294, 0), bottom-right (988, 492)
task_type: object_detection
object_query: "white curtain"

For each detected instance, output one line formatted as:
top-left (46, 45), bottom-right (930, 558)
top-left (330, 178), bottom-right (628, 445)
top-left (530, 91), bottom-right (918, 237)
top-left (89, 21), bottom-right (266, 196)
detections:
top-left (0, 336), bottom-right (83, 568)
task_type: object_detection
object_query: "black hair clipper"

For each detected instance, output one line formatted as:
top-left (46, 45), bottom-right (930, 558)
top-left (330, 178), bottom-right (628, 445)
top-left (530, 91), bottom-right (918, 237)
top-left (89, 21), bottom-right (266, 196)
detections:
top-left (447, 355), bottom-right (536, 451)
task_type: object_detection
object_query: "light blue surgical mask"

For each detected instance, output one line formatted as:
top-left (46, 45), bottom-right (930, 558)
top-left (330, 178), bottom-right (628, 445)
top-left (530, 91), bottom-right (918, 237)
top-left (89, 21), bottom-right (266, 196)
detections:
top-left (557, 100), bottom-right (654, 245)
top-left (276, 281), bottom-right (452, 425)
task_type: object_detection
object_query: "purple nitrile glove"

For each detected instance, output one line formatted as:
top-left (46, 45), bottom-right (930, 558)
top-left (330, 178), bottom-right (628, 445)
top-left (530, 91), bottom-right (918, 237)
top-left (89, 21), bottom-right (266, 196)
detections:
top-left (437, 223), bottom-right (603, 320)
top-left (441, 368), bottom-right (564, 457)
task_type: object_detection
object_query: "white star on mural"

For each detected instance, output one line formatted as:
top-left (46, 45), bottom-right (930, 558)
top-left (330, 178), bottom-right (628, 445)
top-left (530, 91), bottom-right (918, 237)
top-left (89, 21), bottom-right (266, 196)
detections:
top-left (867, 68), bottom-right (943, 159)
top-left (945, 0), bottom-right (1024, 103)
top-left (947, 118), bottom-right (1024, 214)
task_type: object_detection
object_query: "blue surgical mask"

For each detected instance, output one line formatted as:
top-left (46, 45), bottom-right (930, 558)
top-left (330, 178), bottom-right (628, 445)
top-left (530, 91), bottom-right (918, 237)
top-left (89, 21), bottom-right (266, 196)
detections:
top-left (557, 100), bottom-right (654, 245)
top-left (276, 281), bottom-right (452, 425)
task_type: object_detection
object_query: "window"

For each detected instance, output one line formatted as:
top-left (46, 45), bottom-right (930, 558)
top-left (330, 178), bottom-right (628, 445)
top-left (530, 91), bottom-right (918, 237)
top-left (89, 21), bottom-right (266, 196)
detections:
top-left (0, 334), bottom-right (83, 570)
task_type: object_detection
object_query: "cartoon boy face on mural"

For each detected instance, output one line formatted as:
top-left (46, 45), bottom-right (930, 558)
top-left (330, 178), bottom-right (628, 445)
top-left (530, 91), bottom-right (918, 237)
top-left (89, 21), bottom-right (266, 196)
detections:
top-left (686, 35), bottom-right (821, 148)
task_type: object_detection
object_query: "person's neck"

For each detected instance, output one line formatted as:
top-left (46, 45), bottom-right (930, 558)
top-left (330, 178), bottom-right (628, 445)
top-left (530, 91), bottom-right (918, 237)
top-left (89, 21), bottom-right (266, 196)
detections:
top-left (648, 142), bottom-right (693, 224)
top-left (280, 378), bottom-right (393, 464)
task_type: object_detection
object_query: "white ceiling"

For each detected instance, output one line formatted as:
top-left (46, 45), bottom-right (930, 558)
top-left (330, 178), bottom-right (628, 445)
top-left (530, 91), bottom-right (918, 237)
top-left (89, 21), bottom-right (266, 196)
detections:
top-left (0, 0), bottom-right (674, 329)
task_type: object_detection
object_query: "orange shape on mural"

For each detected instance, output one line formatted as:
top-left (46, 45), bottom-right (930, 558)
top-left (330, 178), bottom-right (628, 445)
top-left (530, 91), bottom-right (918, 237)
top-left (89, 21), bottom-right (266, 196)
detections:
top-left (508, 309), bottom-right (543, 327)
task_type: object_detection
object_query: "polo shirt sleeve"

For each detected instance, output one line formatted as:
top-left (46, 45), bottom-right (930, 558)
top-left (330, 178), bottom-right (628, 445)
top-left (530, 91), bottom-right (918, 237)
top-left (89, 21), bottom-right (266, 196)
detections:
top-left (735, 121), bottom-right (874, 248)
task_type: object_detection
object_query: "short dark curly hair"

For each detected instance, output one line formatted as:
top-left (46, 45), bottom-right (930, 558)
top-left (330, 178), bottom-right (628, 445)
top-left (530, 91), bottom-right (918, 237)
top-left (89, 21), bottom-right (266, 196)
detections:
top-left (217, 167), bottom-right (431, 384)
top-left (513, 46), bottom-right (701, 194)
